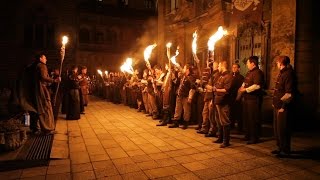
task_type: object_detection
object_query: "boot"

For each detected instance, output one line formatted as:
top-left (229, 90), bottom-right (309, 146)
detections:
top-left (220, 126), bottom-right (231, 148)
top-left (157, 112), bottom-right (169, 126)
top-left (214, 127), bottom-right (223, 143)
top-left (181, 121), bottom-right (188, 130)
top-left (168, 121), bottom-right (179, 128)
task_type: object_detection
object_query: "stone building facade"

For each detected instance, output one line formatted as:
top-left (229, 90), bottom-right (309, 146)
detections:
top-left (157, 0), bottom-right (319, 128)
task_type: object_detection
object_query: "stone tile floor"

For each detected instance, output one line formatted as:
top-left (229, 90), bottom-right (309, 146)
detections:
top-left (1, 96), bottom-right (320, 180)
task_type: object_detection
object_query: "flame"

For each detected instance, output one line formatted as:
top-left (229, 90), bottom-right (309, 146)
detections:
top-left (144, 44), bottom-right (157, 64)
top-left (166, 42), bottom-right (172, 48)
top-left (192, 31), bottom-right (197, 54)
top-left (62, 36), bottom-right (68, 46)
top-left (104, 71), bottom-right (108, 76)
top-left (120, 58), bottom-right (134, 74)
top-left (120, 65), bottom-right (125, 72)
top-left (97, 69), bottom-right (102, 76)
top-left (207, 26), bottom-right (227, 51)
top-left (170, 49), bottom-right (180, 67)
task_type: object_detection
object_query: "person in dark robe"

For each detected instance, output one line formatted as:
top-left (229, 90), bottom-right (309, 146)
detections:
top-left (65, 65), bottom-right (81, 120)
top-left (11, 54), bottom-right (60, 135)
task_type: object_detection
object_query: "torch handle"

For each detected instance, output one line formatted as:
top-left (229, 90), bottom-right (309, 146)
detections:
top-left (53, 46), bottom-right (65, 106)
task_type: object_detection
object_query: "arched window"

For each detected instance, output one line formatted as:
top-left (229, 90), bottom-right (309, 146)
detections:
top-left (95, 31), bottom-right (104, 44)
top-left (23, 6), bottom-right (56, 48)
top-left (79, 28), bottom-right (90, 43)
top-left (105, 29), bottom-right (117, 43)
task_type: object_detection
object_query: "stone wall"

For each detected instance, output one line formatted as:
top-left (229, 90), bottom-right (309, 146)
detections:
top-left (270, 0), bottom-right (296, 89)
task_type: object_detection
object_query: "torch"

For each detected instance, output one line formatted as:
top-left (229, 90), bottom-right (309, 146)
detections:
top-left (170, 47), bottom-right (182, 72)
top-left (192, 31), bottom-right (202, 83)
top-left (53, 36), bottom-right (68, 106)
top-left (166, 42), bottom-right (172, 69)
top-left (207, 26), bottom-right (228, 63)
top-left (144, 44), bottom-right (157, 70)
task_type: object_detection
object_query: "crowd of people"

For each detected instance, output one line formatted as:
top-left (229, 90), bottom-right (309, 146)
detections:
top-left (13, 53), bottom-right (296, 157)
top-left (91, 55), bottom-right (296, 157)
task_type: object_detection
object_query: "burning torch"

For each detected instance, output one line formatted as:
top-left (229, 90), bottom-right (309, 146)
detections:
top-left (53, 35), bottom-right (68, 106)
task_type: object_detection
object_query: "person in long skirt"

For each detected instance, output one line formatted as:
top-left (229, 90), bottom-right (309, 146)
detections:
top-left (66, 65), bottom-right (81, 120)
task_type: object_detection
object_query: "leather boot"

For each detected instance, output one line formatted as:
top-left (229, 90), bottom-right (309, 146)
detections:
top-left (214, 127), bottom-right (223, 143)
top-left (157, 112), bottom-right (169, 126)
top-left (220, 125), bottom-right (231, 148)
top-left (168, 121), bottom-right (179, 128)
top-left (181, 121), bottom-right (188, 130)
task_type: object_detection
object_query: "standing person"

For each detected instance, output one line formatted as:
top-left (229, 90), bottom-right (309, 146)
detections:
top-left (157, 64), bottom-right (174, 126)
top-left (15, 54), bottom-right (60, 134)
top-left (169, 64), bottom-right (196, 129)
top-left (230, 63), bottom-right (244, 132)
top-left (213, 61), bottom-right (233, 148)
top-left (65, 65), bottom-right (81, 120)
top-left (78, 66), bottom-right (90, 106)
top-left (238, 56), bottom-right (264, 144)
top-left (272, 56), bottom-right (296, 157)
top-left (197, 60), bottom-right (219, 137)
top-left (146, 66), bottom-right (160, 119)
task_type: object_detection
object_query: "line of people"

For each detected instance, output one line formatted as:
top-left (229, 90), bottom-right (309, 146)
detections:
top-left (94, 55), bottom-right (296, 156)
top-left (94, 56), bottom-right (261, 148)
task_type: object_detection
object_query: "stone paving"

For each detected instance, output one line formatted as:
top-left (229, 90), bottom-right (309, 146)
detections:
top-left (1, 96), bottom-right (320, 180)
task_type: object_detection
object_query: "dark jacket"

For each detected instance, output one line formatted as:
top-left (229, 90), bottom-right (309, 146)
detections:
top-left (243, 67), bottom-right (264, 99)
top-left (204, 69), bottom-right (219, 102)
top-left (230, 72), bottom-right (244, 101)
top-left (177, 74), bottom-right (196, 98)
top-left (214, 71), bottom-right (233, 105)
top-left (273, 66), bottom-right (296, 109)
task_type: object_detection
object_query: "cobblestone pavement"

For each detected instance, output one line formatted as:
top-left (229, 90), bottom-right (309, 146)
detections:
top-left (1, 96), bottom-right (320, 180)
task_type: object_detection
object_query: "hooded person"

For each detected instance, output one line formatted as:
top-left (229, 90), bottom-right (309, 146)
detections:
top-left (11, 53), bottom-right (60, 134)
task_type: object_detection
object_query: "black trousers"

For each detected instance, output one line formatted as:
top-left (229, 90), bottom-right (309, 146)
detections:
top-left (230, 100), bottom-right (243, 131)
top-left (243, 97), bottom-right (262, 142)
top-left (273, 107), bottom-right (291, 152)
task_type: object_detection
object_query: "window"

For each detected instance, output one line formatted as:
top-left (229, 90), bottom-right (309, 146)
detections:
top-left (171, 0), bottom-right (179, 11)
top-left (166, 0), bottom-right (179, 13)
top-left (145, 0), bottom-right (155, 9)
top-left (79, 28), bottom-right (90, 43)
top-left (95, 31), bottom-right (104, 44)
top-left (23, 6), bottom-right (56, 49)
top-left (23, 24), bottom-right (56, 48)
